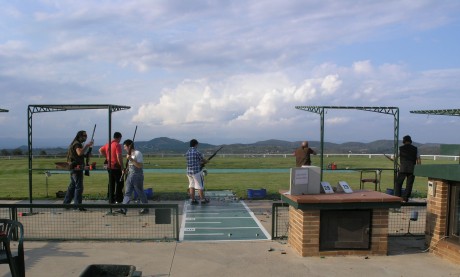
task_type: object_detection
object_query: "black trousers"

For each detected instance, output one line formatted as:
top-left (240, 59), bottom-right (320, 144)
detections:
top-left (395, 172), bottom-right (415, 201)
top-left (107, 168), bottom-right (124, 203)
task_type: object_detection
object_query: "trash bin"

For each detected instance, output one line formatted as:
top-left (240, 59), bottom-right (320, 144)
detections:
top-left (79, 264), bottom-right (137, 277)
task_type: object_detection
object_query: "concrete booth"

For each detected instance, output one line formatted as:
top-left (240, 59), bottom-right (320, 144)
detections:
top-left (280, 166), bottom-right (402, 257)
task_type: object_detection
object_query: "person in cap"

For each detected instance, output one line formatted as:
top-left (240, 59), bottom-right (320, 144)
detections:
top-left (395, 135), bottom-right (421, 202)
top-left (115, 139), bottom-right (149, 215)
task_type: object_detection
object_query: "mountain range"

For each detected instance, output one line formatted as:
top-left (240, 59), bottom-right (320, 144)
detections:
top-left (7, 137), bottom-right (450, 155)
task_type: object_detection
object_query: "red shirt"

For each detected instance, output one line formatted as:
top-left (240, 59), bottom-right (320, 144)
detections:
top-left (100, 140), bottom-right (123, 169)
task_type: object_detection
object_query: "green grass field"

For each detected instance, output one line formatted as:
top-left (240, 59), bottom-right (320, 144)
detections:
top-left (0, 154), bottom-right (457, 200)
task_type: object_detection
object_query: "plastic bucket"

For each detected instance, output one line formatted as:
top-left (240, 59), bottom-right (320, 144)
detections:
top-left (247, 188), bottom-right (266, 199)
top-left (385, 188), bottom-right (406, 196)
top-left (134, 188), bottom-right (153, 200)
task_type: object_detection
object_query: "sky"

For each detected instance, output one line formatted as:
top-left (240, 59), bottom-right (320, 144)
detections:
top-left (1, 0), bottom-right (460, 148)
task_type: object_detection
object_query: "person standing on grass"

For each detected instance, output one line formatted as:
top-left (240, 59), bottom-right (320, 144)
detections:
top-left (99, 132), bottom-right (124, 204)
top-left (186, 139), bottom-right (208, 205)
top-left (395, 135), bottom-right (421, 202)
top-left (294, 141), bottom-right (317, 167)
top-left (115, 139), bottom-right (149, 215)
top-left (63, 130), bottom-right (94, 211)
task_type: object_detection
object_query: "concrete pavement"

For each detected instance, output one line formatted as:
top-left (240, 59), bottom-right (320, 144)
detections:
top-left (1, 200), bottom-right (460, 276)
top-left (1, 238), bottom-right (460, 277)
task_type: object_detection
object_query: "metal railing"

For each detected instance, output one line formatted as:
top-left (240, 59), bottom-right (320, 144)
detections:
top-left (0, 203), bottom-right (179, 241)
top-left (271, 202), bottom-right (289, 239)
top-left (389, 202), bottom-right (426, 236)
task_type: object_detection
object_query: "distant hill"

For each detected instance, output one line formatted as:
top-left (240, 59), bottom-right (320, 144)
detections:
top-left (135, 137), bottom-right (215, 153)
top-left (1, 137), bottom-right (445, 155)
top-left (133, 138), bottom-right (441, 155)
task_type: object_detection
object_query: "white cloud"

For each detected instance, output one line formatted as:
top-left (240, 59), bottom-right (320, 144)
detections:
top-left (326, 116), bottom-right (350, 125)
top-left (353, 60), bottom-right (373, 75)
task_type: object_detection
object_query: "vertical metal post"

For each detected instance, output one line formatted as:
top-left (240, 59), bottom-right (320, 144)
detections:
top-left (271, 203), bottom-right (276, 238)
top-left (393, 108), bottom-right (399, 191)
top-left (27, 106), bottom-right (33, 208)
top-left (175, 206), bottom-right (180, 241)
top-left (320, 107), bottom-right (325, 181)
top-left (108, 107), bottom-right (113, 210)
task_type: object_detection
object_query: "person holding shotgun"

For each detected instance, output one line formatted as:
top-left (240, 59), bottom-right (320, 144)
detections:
top-left (294, 140), bottom-right (316, 167)
top-left (395, 135), bottom-right (421, 202)
top-left (115, 139), bottom-right (149, 215)
top-left (99, 132), bottom-right (124, 204)
top-left (63, 130), bottom-right (94, 211)
top-left (186, 139), bottom-right (208, 205)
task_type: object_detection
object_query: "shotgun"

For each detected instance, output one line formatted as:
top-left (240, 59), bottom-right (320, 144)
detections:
top-left (200, 146), bottom-right (224, 170)
top-left (383, 153), bottom-right (399, 166)
top-left (84, 124), bottom-right (96, 176)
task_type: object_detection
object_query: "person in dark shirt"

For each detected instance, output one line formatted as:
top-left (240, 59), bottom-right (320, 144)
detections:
top-left (395, 135), bottom-right (421, 202)
top-left (63, 130), bottom-right (94, 211)
top-left (294, 141), bottom-right (316, 167)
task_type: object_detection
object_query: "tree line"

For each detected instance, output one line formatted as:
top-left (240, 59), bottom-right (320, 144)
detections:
top-left (1, 149), bottom-right (48, 156)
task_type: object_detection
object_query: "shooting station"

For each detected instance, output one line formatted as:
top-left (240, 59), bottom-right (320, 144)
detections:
top-left (411, 109), bottom-right (460, 264)
top-left (280, 106), bottom-right (402, 257)
top-left (27, 104), bottom-right (131, 204)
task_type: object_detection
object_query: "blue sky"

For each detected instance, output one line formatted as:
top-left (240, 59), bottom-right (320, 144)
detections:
top-left (1, 0), bottom-right (460, 148)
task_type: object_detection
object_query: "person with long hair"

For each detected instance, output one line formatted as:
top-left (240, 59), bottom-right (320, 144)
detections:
top-left (63, 130), bottom-right (94, 211)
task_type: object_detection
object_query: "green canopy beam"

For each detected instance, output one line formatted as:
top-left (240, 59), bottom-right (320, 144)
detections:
top-left (410, 109), bottom-right (460, 116)
top-left (0, 109), bottom-right (8, 112)
top-left (295, 106), bottom-right (399, 184)
top-left (410, 108), bottom-right (460, 163)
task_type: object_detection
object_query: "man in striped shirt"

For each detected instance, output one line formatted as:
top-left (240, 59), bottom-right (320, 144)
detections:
top-left (186, 139), bottom-right (208, 205)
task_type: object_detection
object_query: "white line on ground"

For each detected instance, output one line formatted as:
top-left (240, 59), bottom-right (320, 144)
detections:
top-left (187, 222), bottom-right (222, 224)
top-left (189, 217), bottom-right (253, 219)
top-left (186, 227), bottom-right (261, 230)
top-left (241, 200), bottom-right (272, 239)
top-left (185, 233), bottom-right (225, 236)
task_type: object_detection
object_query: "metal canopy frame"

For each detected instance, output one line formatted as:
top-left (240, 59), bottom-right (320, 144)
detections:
top-left (295, 106), bottom-right (400, 183)
top-left (410, 109), bottom-right (460, 164)
top-left (27, 104), bottom-right (131, 204)
top-left (0, 109), bottom-right (8, 112)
